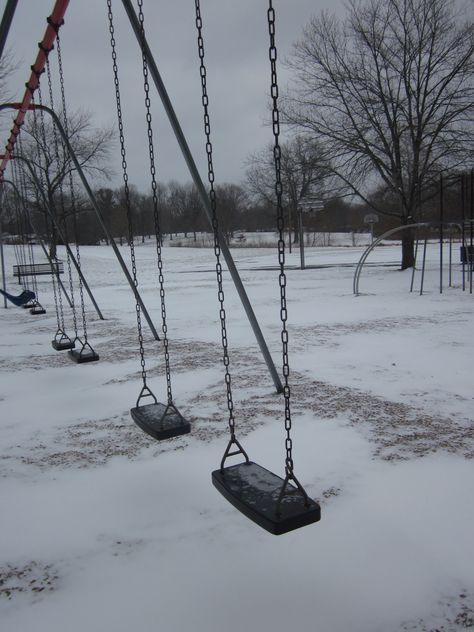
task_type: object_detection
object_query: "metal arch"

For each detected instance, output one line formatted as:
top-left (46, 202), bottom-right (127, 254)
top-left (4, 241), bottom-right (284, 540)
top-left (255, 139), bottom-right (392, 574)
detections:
top-left (353, 221), bottom-right (467, 295)
top-left (353, 223), bottom-right (429, 296)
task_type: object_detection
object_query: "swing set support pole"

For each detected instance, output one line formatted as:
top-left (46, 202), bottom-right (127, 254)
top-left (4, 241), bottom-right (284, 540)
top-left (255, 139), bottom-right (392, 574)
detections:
top-left (0, 0), bottom-right (19, 62)
top-left (0, 0), bottom-right (70, 179)
top-left (121, 0), bottom-right (283, 393)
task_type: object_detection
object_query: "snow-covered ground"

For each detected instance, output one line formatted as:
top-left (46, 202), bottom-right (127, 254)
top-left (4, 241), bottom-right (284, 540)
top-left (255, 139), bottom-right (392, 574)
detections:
top-left (1, 240), bottom-right (473, 632)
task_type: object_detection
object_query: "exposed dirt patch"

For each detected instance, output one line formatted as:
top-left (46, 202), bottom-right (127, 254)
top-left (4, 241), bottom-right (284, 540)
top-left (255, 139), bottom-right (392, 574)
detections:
top-left (0, 413), bottom-right (193, 473)
top-left (289, 379), bottom-right (474, 462)
top-left (399, 589), bottom-right (474, 631)
top-left (0, 562), bottom-right (59, 601)
top-left (1, 340), bottom-right (472, 473)
top-left (1, 309), bottom-right (472, 473)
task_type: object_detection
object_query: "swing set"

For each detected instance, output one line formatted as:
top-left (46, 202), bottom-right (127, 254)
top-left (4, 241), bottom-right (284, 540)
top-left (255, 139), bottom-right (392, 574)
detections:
top-left (0, 0), bottom-right (321, 535)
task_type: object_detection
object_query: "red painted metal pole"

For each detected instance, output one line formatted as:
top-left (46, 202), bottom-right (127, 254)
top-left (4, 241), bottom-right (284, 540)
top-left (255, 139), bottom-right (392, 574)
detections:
top-left (0, 0), bottom-right (69, 180)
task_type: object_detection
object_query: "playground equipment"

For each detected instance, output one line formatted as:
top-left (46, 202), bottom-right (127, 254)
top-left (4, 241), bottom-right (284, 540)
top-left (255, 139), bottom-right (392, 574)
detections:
top-left (194, 0), bottom-right (320, 534)
top-left (354, 173), bottom-right (474, 296)
top-left (0, 0), bottom-right (320, 534)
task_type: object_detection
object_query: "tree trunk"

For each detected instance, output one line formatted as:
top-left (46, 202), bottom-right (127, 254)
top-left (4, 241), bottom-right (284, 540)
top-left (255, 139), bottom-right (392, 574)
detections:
top-left (48, 221), bottom-right (58, 260)
top-left (401, 225), bottom-right (415, 269)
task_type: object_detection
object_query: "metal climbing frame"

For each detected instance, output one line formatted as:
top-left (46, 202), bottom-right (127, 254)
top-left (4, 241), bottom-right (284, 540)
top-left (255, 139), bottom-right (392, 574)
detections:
top-left (353, 223), bottom-right (429, 295)
top-left (353, 221), bottom-right (469, 296)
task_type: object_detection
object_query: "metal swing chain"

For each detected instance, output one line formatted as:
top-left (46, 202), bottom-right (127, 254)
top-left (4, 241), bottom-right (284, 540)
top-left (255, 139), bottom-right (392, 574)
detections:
top-left (267, 2), bottom-right (294, 477)
top-left (11, 159), bottom-right (28, 282)
top-left (11, 157), bottom-right (27, 276)
top-left (54, 38), bottom-right (90, 344)
top-left (31, 91), bottom-right (62, 323)
top-left (10, 160), bottom-right (24, 269)
top-left (136, 0), bottom-right (173, 405)
top-left (107, 0), bottom-right (149, 390)
top-left (17, 135), bottom-right (40, 302)
top-left (16, 148), bottom-right (33, 278)
top-left (45, 205), bottom-right (63, 327)
top-left (8, 163), bottom-right (23, 274)
top-left (37, 82), bottom-right (78, 336)
top-left (195, 0), bottom-right (236, 439)
top-left (40, 67), bottom-right (68, 332)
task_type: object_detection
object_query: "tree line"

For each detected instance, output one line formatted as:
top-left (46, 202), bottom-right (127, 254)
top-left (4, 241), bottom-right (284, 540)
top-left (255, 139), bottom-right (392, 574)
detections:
top-left (1, 0), bottom-right (472, 268)
top-left (3, 165), bottom-right (466, 252)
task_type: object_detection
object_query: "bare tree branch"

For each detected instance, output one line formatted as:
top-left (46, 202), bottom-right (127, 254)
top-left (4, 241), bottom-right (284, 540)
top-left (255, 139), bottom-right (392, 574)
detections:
top-left (282, 0), bottom-right (474, 267)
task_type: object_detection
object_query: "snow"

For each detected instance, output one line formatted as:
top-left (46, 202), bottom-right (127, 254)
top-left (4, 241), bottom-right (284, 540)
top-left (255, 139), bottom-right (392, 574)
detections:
top-left (1, 238), bottom-right (473, 632)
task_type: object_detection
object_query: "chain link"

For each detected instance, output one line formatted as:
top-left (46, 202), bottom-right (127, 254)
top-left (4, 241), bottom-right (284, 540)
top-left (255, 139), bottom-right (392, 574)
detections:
top-left (39, 66), bottom-right (67, 333)
top-left (9, 185), bottom-right (23, 275)
top-left (10, 160), bottom-right (26, 274)
top-left (195, 0), bottom-right (236, 436)
top-left (107, 0), bottom-right (148, 387)
top-left (16, 135), bottom-right (40, 301)
top-left (267, 2), bottom-right (294, 476)
top-left (37, 82), bottom-right (79, 337)
top-left (136, 0), bottom-right (173, 404)
top-left (11, 157), bottom-right (30, 287)
top-left (31, 90), bottom-right (61, 326)
top-left (55, 36), bottom-right (91, 343)
top-left (12, 160), bottom-right (29, 278)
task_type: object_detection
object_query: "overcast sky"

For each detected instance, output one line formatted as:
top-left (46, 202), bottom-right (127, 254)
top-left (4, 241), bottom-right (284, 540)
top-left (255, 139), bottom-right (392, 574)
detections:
top-left (1, 0), bottom-right (343, 192)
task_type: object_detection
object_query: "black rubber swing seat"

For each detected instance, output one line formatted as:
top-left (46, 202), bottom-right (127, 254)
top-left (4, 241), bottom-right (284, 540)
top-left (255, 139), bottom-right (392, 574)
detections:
top-left (52, 336), bottom-right (75, 351)
top-left (131, 402), bottom-right (190, 440)
top-left (30, 304), bottom-right (46, 315)
top-left (68, 346), bottom-right (99, 363)
top-left (212, 461), bottom-right (321, 535)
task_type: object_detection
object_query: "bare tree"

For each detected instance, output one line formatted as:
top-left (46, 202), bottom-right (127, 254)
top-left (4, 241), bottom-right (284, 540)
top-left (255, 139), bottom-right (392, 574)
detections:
top-left (167, 181), bottom-right (206, 239)
top-left (19, 109), bottom-right (114, 256)
top-left (246, 135), bottom-right (332, 244)
top-left (215, 183), bottom-right (247, 244)
top-left (283, 0), bottom-right (474, 267)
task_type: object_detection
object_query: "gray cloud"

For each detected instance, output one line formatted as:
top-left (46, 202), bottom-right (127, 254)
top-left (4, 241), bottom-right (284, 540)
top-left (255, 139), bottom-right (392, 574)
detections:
top-left (1, 0), bottom-right (342, 190)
